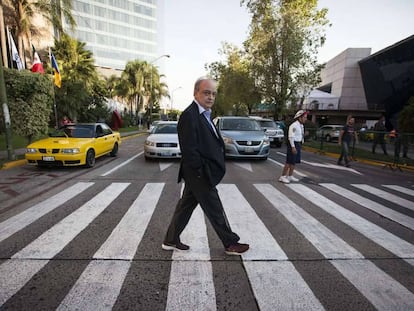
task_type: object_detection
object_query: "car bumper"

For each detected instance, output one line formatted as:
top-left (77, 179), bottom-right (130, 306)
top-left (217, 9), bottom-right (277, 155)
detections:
top-left (25, 153), bottom-right (86, 166)
top-left (224, 144), bottom-right (269, 159)
top-left (144, 146), bottom-right (181, 159)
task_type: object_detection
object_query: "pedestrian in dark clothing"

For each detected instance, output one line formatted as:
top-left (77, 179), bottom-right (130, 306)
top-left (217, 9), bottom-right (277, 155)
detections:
top-left (162, 77), bottom-right (249, 256)
top-left (372, 115), bottom-right (387, 155)
top-left (338, 116), bottom-right (358, 167)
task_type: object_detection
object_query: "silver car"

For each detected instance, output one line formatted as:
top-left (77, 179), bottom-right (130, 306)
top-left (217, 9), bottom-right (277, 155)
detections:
top-left (144, 121), bottom-right (181, 160)
top-left (213, 116), bottom-right (270, 160)
top-left (315, 125), bottom-right (343, 142)
top-left (251, 117), bottom-right (284, 147)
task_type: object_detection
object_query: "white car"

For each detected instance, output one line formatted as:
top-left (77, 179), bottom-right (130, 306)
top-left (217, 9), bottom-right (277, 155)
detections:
top-left (144, 121), bottom-right (181, 160)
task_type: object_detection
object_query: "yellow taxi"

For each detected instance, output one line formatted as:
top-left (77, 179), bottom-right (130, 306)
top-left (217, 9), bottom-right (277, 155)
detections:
top-left (25, 123), bottom-right (121, 168)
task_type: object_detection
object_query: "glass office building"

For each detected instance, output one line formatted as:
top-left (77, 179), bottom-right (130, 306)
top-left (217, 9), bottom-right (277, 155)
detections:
top-left (66, 0), bottom-right (160, 70)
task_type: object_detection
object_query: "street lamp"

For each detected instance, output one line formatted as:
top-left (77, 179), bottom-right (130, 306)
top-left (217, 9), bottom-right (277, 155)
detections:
top-left (149, 54), bottom-right (170, 125)
top-left (171, 86), bottom-right (182, 111)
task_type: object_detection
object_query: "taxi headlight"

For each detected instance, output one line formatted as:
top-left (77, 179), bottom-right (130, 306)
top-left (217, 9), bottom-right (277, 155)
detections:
top-left (61, 148), bottom-right (80, 154)
top-left (26, 148), bottom-right (37, 153)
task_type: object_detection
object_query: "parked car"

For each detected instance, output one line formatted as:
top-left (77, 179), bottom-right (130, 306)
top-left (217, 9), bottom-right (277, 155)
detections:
top-left (144, 121), bottom-right (181, 160)
top-left (25, 123), bottom-right (121, 168)
top-left (250, 117), bottom-right (284, 147)
top-left (315, 125), bottom-right (343, 142)
top-left (213, 116), bottom-right (270, 160)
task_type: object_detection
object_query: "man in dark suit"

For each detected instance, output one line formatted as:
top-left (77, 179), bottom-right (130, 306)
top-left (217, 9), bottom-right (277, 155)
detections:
top-left (162, 77), bottom-right (249, 255)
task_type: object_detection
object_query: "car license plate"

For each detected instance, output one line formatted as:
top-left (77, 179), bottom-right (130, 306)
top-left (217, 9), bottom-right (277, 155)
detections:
top-left (245, 147), bottom-right (254, 153)
top-left (161, 151), bottom-right (172, 156)
top-left (42, 156), bottom-right (55, 161)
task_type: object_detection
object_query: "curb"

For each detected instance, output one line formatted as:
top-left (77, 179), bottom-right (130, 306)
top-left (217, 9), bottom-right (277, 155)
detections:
top-left (302, 146), bottom-right (414, 173)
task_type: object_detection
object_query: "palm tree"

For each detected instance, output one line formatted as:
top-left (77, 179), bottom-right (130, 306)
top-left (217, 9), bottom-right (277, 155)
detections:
top-left (2, 0), bottom-right (75, 67)
top-left (53, 33), bottom-right (103, 121)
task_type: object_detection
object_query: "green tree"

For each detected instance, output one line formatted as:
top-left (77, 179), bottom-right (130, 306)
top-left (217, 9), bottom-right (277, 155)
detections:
top-left (2, 68), bottom-right (54, 143)
top-left (52, 33), bottom-right (109, 123)
top-left (207, 43), bottom-right (261, 116)
top-left (242, 0), bottom-right (329, 119)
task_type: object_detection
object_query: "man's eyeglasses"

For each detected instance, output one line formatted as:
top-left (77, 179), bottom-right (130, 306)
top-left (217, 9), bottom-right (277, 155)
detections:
top-left (201, 90), bottom-right (217, 97)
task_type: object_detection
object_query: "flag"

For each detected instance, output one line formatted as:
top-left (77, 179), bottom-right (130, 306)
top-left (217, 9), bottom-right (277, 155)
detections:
top-left (31, 45), bottom-right (45, 74)
top-left (6, 26), bottom-right (24, 70)
top-left (50, 52), bottom-right (61, 88)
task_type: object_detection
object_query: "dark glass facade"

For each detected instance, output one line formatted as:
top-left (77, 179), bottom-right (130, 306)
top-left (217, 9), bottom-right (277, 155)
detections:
top-left (359, 35), bottom-right (414, 128)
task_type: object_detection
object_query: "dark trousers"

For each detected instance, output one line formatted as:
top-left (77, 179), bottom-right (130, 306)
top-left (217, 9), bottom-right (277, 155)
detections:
top-left (164, 180), bottom-right (240, 248)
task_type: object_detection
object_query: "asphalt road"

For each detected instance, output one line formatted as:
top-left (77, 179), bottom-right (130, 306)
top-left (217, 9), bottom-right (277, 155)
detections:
top-left (0, 134), bottom-right (413, 310)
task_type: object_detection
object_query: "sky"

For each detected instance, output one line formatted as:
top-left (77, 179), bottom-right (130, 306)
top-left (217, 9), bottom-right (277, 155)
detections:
top-left (161, 0), bottom-right (414, 112)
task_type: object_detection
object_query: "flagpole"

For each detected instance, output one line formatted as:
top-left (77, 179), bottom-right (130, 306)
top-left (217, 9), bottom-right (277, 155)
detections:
top-left (49, 47), bottom-right (59, 128)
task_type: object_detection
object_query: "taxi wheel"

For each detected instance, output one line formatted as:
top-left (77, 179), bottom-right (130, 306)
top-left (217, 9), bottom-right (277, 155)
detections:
top-left (110, 143), bottom-right (118, 157)
top-left (85, 149), bottom-right (95, 168)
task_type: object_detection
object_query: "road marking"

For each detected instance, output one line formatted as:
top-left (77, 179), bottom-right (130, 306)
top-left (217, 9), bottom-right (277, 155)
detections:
top-left (244, 261), bottom-right (324, 311)
top-left (159, 162), bottom-right (174, 171)
top-left (94, 183), bottom-right (165, 260)
top-left (332, 260), bottom-right (414, 310)
top-left (57, 183), bottom-right (164, 310)
top-left (288, 184), bottom-right (414, 259)
top-left (0, 183), bottom-right (129, 306)
top-left (101, 152), bottom-right (143, 176)
top-left (167, 187), bottom-right (216, 310)
top-left (13, 183), bottom-right (129, 259)
top-left (352, 184), bottom-right (414, 211)
top-left (57, 260), bottom-right (130, 311)
top-left (321, 183), bottom-right (414, 231)
top-left (256, 184), bottom-right (414, 309)
top-left (220, 184), bottom-right (322, 309)
top-left (232, 161), bottom-right (253, 172)
top-left (301, 160), bottom-right (362, 175)
top-left (383, 185), bottom-right (414, 196)
top-left (219, 184), bottom-right (288, 260)
top-left (254, 184), bottom-right (363, 259)
top-left (0, 182), bottom-right (94, 243)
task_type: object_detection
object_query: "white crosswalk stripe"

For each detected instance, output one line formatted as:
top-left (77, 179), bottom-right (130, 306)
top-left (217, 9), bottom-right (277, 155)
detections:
top-left (0, 181), bottom-right (413, 310)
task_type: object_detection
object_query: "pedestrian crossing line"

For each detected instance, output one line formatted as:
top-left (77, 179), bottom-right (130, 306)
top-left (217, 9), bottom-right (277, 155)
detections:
top-left (383, 185), bottom-right (414, 197)
top-left (218, 184), bottom-right (288, 261)
top-left (166, 261), bottom-right (216, 311)
top-left (220, 184), bottom-right (324, 310)
top-left (320, 183), bottom-right (414, 231)
top-left (351, 184), bottom-right (414, 211)
top-left (167, 191), bottom-right (216, 310)
top-left (288, 184), bottom-right (414, 260)
top-left (58, 183), bottom-right (164, 310)
top-left (94, 183), bottom-right (165, 260)
top-left (57, 260), bottom-right (130, 311)
top-left (243, 261), bottom-right (325, 311)
top-left (0, 183), bottom-right (129, 307)
top-left (254, 184), bottom-right (363, 260)
top-left (13, 183), bottom-right (130, 260)
top-left (332, 260), bottom-right (414, 310)
top-left (0, 182), bottom-right (94, 244)
top-left (256, 184), bottom-right (414, 310)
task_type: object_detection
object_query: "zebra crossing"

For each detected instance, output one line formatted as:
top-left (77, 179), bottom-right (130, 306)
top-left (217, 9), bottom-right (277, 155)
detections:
top-left (0, 180), bottom-right (413, 310)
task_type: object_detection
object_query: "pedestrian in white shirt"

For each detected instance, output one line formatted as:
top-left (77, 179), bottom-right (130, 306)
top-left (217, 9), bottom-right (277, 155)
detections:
top-left (279, 110), bottom-right (308, 184)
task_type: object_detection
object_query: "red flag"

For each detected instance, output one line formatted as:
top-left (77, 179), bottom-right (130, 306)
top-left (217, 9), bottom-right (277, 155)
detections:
top-left (31, 45), bottom-right (45, 74)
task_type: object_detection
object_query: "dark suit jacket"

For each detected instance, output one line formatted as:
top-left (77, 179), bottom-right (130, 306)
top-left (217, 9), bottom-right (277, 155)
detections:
top-left (177, 101), bottom-right (225, 187)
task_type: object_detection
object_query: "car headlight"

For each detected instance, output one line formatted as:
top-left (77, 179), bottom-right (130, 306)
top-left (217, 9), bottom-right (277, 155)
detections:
top-left (222, 136), bottom-right (234, 144)
top-left (26, 148), bottom-right (37, 153)
top-left (61, 148), bottom-right (80, 154)
top-left (263, 137), bottom-right (270, 145)
top-left (145, 140), bottom-right (156, 147)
